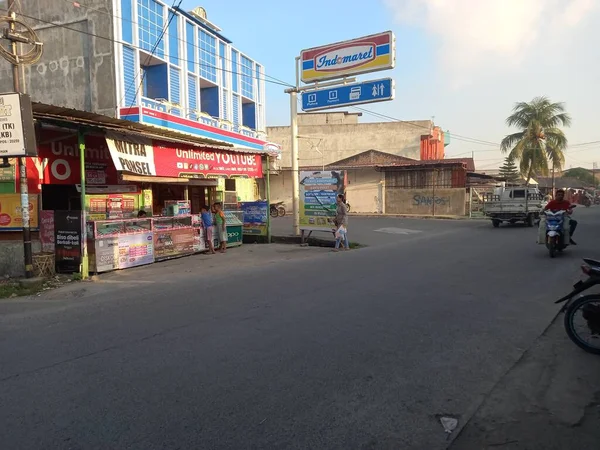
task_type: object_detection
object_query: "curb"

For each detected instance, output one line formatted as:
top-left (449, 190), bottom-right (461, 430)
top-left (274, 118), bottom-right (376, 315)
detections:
top-left (348, 213), bottom-right (488, 221)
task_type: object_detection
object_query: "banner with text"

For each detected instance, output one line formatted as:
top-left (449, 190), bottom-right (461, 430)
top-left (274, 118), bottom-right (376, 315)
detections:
top-left (299, 171), bottom-right (345, 231)
top-left (105, 132), bottom-right (156, 177)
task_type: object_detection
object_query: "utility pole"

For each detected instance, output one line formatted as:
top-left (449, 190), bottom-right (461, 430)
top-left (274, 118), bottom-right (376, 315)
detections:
top-left (593, 162), bottom-right (597, 191)
top-left (2, 1), bottom-right (42, 278)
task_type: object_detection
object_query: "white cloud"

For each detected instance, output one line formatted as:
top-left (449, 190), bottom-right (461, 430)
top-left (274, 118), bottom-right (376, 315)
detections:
top-left (384, 0), bottom-right (598, 88)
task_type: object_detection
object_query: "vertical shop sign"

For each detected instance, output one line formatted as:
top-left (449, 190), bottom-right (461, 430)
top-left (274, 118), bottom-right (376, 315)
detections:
top-left (54, 210), bottom-right (82, 273)
top-left (299, 171), bottom-right (345, 231)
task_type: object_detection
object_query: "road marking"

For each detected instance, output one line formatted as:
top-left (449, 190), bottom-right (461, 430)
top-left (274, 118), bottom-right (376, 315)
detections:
top-left (373, 227), bottom-right (423, 235)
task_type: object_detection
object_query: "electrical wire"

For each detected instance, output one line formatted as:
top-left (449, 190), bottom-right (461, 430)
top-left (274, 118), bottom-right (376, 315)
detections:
top-left (0, 14), bottom-right (43, 65)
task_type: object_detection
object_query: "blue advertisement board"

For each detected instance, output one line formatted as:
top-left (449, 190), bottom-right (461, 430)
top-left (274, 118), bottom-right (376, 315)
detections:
top-left (241, 201), bottom-right (268, 236)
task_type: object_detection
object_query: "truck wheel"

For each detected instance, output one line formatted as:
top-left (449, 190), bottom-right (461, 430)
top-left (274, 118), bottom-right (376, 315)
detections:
top-left (492, 219), bottom-right (501, 228)
top-left (526, 214), bottom-right (534, 227)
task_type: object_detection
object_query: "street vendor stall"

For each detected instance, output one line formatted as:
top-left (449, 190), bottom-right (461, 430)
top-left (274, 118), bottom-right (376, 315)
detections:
top-left (220, 210), bottom-right (244, 248)
top-left (87, 217), bottom-right (154, 273)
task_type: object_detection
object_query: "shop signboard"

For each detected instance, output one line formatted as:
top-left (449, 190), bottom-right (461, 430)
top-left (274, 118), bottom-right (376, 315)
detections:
top-left (299, 171), bottom-right (345, 231)
top-left (39, 210), bottom-right (55, 252)
top-left (300, 31), bottom-right (396, 83)
top-left (153, 228), bottom-right (195, 261)
top-left (240, 201), bottom-right (268, 236)
top-left (105, 132), bottom-right (157, 176)
top-left (226, 226), bottom-right (243, 245)
top-left (118, 232), bottom-right (154, 269)
top-left (153, 142), bottom-right (263, 178)
top-left (0, 93), bottom-right (37, 157)
top-left (0, 193), bottom-right (39, 231)
top-left (54, 210), bottom-right (82, 273)
top-left (0, 164), bottom-right (15, 182)
top-left (90, 237), bottom-right (119, 273)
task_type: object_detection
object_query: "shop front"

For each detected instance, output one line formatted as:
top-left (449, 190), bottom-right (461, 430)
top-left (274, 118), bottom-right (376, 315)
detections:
top-left (15, 127), bottom-right (264, 274)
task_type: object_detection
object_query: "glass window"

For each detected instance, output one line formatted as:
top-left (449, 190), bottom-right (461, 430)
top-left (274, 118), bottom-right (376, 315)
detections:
top-left (199, 30), bottom-right (217, 83)
top-left (240, 55), bottom-right (253, 99)
top-left (137, 0), bottom-right (165, 59)
top-left (219, 41), bottom-right (227, 87)
top-left (231, 50), bottom-right (239, 93)
top-left (186, 22), bottom-right (195, 73)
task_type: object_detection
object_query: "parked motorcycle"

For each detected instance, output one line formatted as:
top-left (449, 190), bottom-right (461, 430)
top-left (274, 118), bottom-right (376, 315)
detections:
top-left (543, 205), bottom-right (576, 258)
top-left (270, 201), bottom-right (286, 218)
top-left (555, 259), bottom-right (600, 355)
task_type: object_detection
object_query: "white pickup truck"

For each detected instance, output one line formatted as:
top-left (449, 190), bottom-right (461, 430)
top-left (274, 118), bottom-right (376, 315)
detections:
top-left (483, 186), bottom-right (544, 228)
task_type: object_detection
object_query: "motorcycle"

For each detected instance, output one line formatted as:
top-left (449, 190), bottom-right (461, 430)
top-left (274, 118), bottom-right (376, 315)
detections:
top-left (270, 201), bottom-right (286, 218)
top-left (543, 205), bottom-right (576, 258)
top-left (555, 259), bottom-right (600, 355)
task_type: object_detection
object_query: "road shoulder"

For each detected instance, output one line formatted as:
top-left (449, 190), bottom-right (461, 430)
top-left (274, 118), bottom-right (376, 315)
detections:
top-left (449, 313), bottom-right (600, 450)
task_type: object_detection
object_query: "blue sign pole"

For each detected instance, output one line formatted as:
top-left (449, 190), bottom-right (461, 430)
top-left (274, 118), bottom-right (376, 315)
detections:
top-left (301, 78), bottom-right (395, 112)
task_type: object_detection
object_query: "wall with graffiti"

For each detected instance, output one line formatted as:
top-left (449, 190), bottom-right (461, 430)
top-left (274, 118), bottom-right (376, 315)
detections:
top-left (385, 188), bottom-right (466, 216)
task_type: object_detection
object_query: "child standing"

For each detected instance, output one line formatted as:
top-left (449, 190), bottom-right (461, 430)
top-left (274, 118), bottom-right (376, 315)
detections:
top-left (214, 202), bottom-right (228, 253)
top-left (200, 206), bottom-right (216, 254)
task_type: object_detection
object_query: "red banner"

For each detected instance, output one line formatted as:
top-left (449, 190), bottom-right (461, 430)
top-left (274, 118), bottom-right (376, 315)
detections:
top-left (152, 141), bottom-right (263, 179)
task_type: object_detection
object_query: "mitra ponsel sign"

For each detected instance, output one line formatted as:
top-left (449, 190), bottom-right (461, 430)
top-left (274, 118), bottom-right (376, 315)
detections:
top-left (0, 93), bottom-right (37, 157)
top-left (300, 31), bottom-right (395, 83)
top-left (105, 132), bottom-right (157, 176)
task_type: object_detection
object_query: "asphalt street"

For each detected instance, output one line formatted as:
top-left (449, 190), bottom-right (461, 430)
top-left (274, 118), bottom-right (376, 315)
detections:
top-left (2, 208), bottom-right (599, 449)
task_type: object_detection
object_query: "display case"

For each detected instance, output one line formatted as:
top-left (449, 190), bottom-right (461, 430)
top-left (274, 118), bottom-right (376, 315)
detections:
top-left (221, 210), bottom-right (244, 247)
top-left (191, 214), bottom-right (207, 253)
top-left (152, 215), bottom-right (196, 261)
top-left (87, 218), bottom-right (154, 273)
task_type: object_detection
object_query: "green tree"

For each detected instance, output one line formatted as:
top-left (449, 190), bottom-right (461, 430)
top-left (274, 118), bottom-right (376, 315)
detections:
top-left (500, 96), bottom-right (571, 185)
top-left (562, 167), bottom-right (598, 187)
top-left (498, 157), bottom-right (521, 182)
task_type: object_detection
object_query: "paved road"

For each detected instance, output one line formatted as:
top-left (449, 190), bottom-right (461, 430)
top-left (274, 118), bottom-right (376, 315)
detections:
top-left (1, 208), bottom-right (599, 449)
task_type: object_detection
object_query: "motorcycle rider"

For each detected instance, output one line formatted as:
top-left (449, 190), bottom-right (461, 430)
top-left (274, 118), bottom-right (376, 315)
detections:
top-left (543, 189), bottom-right (577, 245)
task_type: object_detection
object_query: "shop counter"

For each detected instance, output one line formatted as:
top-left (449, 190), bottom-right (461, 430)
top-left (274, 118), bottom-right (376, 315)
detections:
top-left (221, 211), bottom-right (243, 248)
top-left (87, 218), bottom-right (154, 273)
top-left (153, 215), bottom-right (196, 261)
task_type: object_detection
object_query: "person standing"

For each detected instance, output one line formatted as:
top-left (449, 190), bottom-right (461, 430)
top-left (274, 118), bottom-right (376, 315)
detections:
top-left (333, 194), bottom-right (349, 251)
top-left (200, 206), bottom-right (216, 254)
top-left (214, 202), bottom-right (228, 253)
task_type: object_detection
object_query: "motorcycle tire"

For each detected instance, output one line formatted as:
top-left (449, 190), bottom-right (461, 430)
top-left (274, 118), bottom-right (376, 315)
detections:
top-left (270, 208), bottom-right (279, 218)
top-left (492, 219), bottom-right (500, 228)
top-left (564, 295), bottom-right (600, 355)
top-left (549, 239), bottom-right (556, 258)
top-left (277, 206), bottom-right (286, 217)
top-left (346, 203), bottom-right (351, 212)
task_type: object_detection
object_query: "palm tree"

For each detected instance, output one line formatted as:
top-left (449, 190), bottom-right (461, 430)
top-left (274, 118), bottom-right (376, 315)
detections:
top-left (501, 97), bottom-right (571, 187)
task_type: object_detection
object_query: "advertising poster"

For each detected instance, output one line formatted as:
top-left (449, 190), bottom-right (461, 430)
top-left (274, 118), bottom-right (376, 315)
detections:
top-left (118, 232), bottom-right (154, 269)
top-left (240, 201), bottom-right (268, 235)
top-left (0, 194), bottom-right (39, 230)
top-left (153, 228), bottom-right (195, 261)
top-left (39, 210), bottom-right (55, 252)
top-left (299, 171), bottom-right (345, 231)
top-left (90, 237), bottom-right (119, 273)
top-left (54, 210), bottom-right (82, 273)
top-left (192, 226), bottom-right (206, 253)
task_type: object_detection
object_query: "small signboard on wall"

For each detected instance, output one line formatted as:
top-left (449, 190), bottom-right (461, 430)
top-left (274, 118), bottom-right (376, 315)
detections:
top-left (0, 93), bottom-right (37, 157)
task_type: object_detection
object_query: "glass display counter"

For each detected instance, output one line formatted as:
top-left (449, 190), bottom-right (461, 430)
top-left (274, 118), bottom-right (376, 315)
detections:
top-left (222, 210), bottom-right (243, 247)
top-left (152, 215), bottom-right (196, 261)
top-left (87, 218), bottom-right (154, 273)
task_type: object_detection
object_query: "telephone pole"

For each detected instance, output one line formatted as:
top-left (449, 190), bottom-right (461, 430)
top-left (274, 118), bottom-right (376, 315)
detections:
top-left (1, 1), bottom-right (43, 278)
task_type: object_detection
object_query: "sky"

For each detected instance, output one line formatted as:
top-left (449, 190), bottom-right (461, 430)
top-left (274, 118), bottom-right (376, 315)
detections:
top-left (185, 0), bottom-right (600, 171)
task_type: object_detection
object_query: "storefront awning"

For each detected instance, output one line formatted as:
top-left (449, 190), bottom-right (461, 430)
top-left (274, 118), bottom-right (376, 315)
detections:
top-left (33, 103), bottom-right (236, 151)
top-left (120, 174), bottom-right (218, 186)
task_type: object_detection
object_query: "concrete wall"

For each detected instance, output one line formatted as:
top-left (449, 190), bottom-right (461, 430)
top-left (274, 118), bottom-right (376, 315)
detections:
top-left (267, 114), bottom-right (430, 167)
top-left (0, 0), bottom-right (117, 116)
top-left (385, 188), bottom-right (466, 216)
top-left (346, 169), bottom-right (383, 213)
top-left (0, 239), bottom-right (42, 277)
top-left (268, 170), bottom-right (294, 211)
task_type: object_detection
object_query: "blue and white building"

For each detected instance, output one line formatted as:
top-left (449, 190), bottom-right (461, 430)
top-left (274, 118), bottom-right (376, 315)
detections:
top-left (114, 3), bottom-right (267, 150)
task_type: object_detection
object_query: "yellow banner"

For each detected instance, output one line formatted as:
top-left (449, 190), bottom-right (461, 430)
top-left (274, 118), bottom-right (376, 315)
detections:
top-left (0, 194), bottom-right (39, 229)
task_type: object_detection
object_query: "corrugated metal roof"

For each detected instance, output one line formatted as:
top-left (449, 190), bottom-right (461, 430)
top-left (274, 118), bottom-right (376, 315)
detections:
top-left (32, 103), bottom-right (267, 155)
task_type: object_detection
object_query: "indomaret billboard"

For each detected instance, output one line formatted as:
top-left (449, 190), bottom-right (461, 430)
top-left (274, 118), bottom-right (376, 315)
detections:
top-left (300, 31), bottom-right (396, 83)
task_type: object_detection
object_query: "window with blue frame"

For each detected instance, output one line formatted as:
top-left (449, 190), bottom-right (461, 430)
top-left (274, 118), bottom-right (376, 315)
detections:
top-left (241, 55), bottom-right (253, 99)
top-left (255, 64), bottom-right (262, 100)
top-left (137, 0), bottom-right (165, 59)
top-left (199, 30), bottom-right (217, 82)
top-left (186, 22), bottom-right (195, 73)
top-left (219, 41), bottom-right (227, 87)
top-left (231, 50), bottom-right (239, 93)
